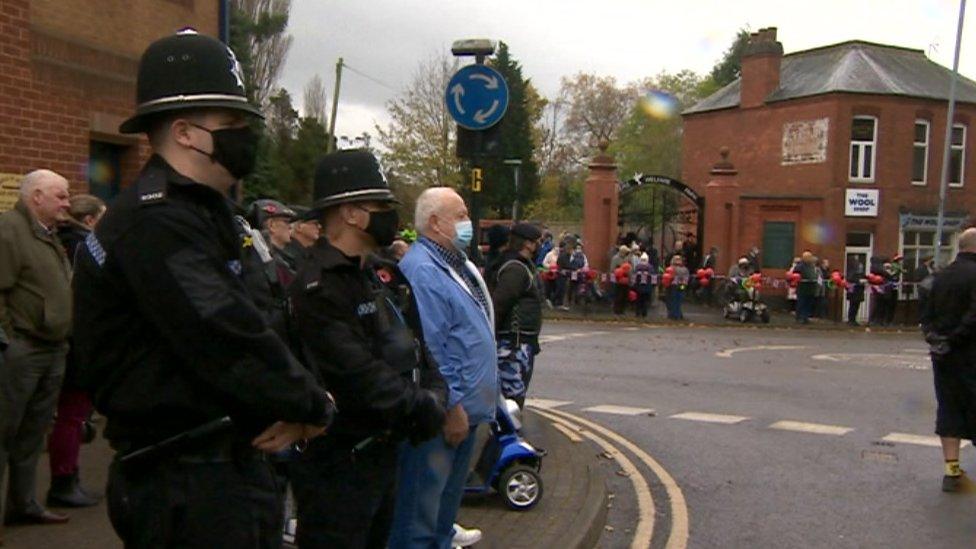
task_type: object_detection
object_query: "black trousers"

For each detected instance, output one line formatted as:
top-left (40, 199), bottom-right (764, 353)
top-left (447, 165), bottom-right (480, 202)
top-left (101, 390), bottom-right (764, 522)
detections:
top-left (107, 454), bottom-right (283, 549)
top-left (847, 296), bottom-right (863, 323)
top-left (289, 437), bottom-right (399, 549)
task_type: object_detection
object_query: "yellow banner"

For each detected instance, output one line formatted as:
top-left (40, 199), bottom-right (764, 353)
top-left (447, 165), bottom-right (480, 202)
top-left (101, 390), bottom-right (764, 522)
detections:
top-left (0, 173), bottom-right (22, 213)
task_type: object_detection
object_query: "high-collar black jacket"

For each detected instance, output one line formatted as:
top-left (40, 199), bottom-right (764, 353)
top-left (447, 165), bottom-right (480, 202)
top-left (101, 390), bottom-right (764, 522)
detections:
top-left (73, 155), bottom-right (332, 444)
top-left (289, 239), bottom-right (446, 443)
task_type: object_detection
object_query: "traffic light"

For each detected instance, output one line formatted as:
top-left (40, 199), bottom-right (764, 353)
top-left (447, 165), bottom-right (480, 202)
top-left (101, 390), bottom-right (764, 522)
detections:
top-left (471, 167), bottom-right (483, 192)
top-left (456, 124), bottom-right (503, 158)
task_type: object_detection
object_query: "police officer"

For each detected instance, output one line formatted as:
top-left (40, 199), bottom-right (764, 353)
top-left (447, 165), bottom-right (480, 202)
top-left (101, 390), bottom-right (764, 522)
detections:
top-left (921, 227), bottom-right (976, 492)
top-left (288, 149), bottom-right (447, 548)
top-left (487, 223), bottom-right (545, 408)
top-left (71, 30), bottom-right (335, 548)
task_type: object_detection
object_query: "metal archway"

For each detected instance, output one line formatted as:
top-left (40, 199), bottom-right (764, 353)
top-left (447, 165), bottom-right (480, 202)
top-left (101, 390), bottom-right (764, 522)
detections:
top-left (617, 174), bottom-right (705, 266)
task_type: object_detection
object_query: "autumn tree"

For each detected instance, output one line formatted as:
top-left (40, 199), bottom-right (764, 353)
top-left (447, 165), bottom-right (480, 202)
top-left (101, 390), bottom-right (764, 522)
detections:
top-left (376, 54), bottom-right (461, 188)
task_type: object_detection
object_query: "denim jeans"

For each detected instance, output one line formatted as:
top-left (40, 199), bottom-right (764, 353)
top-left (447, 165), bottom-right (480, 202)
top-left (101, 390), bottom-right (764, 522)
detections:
top-left (389, 427), bottom-right (478, 549)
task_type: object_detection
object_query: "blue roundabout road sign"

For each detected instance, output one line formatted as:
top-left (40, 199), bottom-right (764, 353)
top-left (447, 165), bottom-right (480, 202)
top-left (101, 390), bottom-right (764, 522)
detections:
top-left (445, 64), bottom-right (509, 130)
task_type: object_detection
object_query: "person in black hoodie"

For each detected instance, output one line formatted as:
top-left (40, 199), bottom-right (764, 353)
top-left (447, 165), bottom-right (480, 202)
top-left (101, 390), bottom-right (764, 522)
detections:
top-left (46, 195), bottom-right (105, 508)
top-left (921, 228), bottom-right (976, 492)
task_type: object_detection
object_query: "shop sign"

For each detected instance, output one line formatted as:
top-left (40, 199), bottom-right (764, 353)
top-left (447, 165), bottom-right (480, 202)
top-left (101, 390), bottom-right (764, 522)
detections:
top-left (845, 189), bottom-right (879, 217)
top-left (899, 213), bottom-right (968, 231)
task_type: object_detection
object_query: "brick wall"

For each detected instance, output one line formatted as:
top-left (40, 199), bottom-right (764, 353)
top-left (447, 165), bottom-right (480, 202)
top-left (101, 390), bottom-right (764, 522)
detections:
top-left (683, 93), bottom-right (976, 276)
top-left (0, 0), bottom-right (219, 196)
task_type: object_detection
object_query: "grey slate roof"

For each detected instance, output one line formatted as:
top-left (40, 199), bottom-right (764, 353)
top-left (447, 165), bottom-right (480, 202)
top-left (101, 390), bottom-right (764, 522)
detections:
top-left (684, 40), bottom-right (976, 115)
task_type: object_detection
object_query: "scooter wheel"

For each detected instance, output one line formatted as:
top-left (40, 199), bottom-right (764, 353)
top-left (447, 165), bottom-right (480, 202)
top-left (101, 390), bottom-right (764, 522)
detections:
top-left (761, 310), bottom-right (771, 324)
top-left (500, 464), bottom-right (543, 511)
top-left (739, 308), bottom-right (752, 323)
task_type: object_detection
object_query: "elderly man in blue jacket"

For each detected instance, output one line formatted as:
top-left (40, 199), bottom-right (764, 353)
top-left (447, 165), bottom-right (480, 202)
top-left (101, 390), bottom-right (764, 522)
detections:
top-left (390, 187), bottom-right (498, 548)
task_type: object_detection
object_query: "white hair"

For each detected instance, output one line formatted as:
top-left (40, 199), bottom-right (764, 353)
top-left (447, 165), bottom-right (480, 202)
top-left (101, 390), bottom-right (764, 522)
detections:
top-left (20, 169), bottom-right (67, 199)
top-left (414, 187), bottom-right (458, 234)
top-left (959, 227), bottom-right (976, 253)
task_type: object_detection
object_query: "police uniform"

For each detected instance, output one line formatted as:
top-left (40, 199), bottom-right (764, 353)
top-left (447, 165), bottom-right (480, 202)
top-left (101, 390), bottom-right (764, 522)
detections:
top-left (487, 223), bottom-right (544, 407)
top-left (288, 150), bottom-right (447, 548)
top-left (72, 31), bottom-right (334, 549)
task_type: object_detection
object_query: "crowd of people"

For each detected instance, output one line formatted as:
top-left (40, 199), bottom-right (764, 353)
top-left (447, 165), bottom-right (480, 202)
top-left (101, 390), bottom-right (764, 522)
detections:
top-left (0, 32), bottom-right (547, 549)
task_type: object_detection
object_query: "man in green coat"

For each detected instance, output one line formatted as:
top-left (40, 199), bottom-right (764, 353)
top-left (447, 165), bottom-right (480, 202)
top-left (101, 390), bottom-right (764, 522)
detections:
top-left (0, 169), bottom-right (72, 528)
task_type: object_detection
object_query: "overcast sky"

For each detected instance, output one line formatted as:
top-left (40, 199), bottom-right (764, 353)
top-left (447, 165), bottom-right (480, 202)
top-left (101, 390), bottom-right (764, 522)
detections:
top-left (279, 0), bottom-right (973, 142)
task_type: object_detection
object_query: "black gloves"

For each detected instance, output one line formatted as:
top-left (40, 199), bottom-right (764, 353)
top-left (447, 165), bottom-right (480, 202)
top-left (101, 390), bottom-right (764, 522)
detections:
top-left (408, 390), bottom-right (446, 445)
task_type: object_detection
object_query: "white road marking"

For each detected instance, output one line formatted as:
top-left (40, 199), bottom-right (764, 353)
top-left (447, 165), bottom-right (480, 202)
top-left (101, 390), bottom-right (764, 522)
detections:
top-left (550, 422), bottom-right (584, 443)
top-left (531, 408), bottom-right (658, 549)
top-left (623, 326), bottom-right (641, 331)
top-left (583, 404), bottom-right (655, 416)
top-left (769, 420), bottom-right (854, 436)
top-left (812, 353), bottom-right (930, 371)
top-left (538, 330), bottom-right (609, 343)
top-left (903, 348), bottom-right (928, 355)
top-left (670, 412), bottom-right (750, 424)
top-left (715, 345), bottom-right (807, 358)
top-left (881, 432), bottom-right (972, 448)
top-left (524, 398), bottom-right (573, 410)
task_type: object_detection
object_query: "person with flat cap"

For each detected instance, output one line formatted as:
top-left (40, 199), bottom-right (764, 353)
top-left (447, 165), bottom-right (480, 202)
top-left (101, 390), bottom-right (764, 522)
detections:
top-left (246, 198), bottom-right (299, 285)
top-left (288, 148), bottom-right (447, 548)
top-left (71, 30), bottom-right (335, 548)
top-left (487, 222), bottom-right (545, 407)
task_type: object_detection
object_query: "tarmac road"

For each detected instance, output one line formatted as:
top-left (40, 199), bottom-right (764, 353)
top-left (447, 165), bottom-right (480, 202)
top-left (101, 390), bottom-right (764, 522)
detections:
top-left (529, 320), bottom-right (976, 548)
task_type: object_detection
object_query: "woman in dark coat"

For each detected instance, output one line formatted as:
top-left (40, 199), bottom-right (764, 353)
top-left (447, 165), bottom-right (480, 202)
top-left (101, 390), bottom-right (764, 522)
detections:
top-left (47, 194), bottom-right (105, 508)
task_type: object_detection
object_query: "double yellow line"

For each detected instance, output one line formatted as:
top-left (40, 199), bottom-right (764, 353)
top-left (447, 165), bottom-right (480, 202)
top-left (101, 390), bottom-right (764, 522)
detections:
top-left (530, 406), bottom-right (689, 549)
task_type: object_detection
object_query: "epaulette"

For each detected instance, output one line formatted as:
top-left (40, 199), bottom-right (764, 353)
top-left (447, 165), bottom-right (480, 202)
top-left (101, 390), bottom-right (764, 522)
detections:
top-left (137, 169), bottom-right (168, 206)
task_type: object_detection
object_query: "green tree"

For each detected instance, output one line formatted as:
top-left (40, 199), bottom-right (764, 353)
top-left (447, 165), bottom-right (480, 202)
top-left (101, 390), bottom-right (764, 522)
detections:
top-left (229, 0), bottom-right (293, 108)
top-left (697, 28), bottom-right (751, 97)
top-left (611, 70), bottom-right (706, 179)
top-left (481, 42), bottom-right (542, 218)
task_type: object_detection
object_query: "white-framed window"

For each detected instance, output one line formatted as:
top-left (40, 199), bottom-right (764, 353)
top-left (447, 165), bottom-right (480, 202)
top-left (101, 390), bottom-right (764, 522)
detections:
top-left (899, 229), bottom-right (957, 299)
top-left (849, 116), bottom-right (877, 182)
top-left (912, 120), bottom-right (929, 185)
top-left (950, 123), bottom-right (966, 187)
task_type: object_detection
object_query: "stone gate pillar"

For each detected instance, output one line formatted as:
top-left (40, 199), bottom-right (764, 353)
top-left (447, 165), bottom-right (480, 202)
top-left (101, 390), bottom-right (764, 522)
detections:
top-left (703, 147), bottom-right (741, 273)
top-left (582, 139), bottom-right (619, 274)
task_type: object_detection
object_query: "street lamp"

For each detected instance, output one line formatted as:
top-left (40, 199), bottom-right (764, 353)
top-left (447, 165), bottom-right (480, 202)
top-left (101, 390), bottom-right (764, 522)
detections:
top-left (504, 158), bottom-right (522, 221)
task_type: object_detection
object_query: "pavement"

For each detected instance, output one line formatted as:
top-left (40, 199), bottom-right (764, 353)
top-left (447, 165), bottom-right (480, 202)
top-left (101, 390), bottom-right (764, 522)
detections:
top-left (2, 407), bottom-right (611, 549)
top-left (544, 297), bottom-right (919, 332)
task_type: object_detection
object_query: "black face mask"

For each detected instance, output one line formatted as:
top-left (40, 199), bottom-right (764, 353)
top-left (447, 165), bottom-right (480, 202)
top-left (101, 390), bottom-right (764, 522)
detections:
top-left (190, 123), bottom-right (259, 180)
top-left (363, 208), bottom-right (400, 247)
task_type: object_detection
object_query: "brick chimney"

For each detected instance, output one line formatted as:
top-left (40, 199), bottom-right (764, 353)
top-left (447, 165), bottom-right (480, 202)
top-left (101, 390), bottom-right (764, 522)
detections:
top-left (739, 27), bottom-right (783, 109)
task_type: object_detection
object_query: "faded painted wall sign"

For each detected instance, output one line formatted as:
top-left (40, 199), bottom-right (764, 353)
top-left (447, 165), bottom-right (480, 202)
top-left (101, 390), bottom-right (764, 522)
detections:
top-left (782, 118), bottom-right (829, 165)
top-left (0, 173), bottom-right (21, 213)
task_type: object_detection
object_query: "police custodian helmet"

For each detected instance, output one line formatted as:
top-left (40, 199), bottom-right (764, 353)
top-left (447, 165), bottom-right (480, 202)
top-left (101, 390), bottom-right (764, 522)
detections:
top-left (312, 149), bottom-right (398, 211)
top-left (119, 29), bottom-right (263, 134)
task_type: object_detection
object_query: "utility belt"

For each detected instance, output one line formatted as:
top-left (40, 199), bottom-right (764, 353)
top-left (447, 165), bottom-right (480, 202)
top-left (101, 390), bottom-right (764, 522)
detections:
top-left (113, 417), bottom-right (261, 470)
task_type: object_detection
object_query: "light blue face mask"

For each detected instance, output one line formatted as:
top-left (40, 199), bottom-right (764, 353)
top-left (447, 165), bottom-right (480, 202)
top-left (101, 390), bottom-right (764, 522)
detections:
top-left (452, 220), bottom-right (474, 252)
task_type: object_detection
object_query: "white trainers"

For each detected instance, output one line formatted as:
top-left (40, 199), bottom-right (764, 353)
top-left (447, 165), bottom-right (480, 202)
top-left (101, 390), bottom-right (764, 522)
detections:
top-left (452, 523), bottom-right (483, 547)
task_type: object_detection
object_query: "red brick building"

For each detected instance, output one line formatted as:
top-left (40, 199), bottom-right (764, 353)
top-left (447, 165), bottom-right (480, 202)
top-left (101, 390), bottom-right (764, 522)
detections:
top-left (682, 28), bottom-right (976, 315)
top-left (0, 0), bottom-right (223, 209)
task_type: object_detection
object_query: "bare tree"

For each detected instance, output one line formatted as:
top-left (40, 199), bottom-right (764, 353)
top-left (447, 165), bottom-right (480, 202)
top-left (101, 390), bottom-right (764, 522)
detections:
top-left (376, 54), bottom-right (461, 188)
top-left (561, 73), bottom-right (635, 147)
top-left (232, 0), bottom-right (293, 108)
top-left (302, 74), bottom-right (328, 125)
